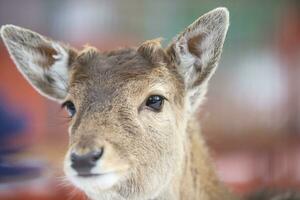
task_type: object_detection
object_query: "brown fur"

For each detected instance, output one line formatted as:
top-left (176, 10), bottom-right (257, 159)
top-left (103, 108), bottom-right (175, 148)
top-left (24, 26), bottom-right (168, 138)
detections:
top-left (1, 7), bottom-right (239, 200)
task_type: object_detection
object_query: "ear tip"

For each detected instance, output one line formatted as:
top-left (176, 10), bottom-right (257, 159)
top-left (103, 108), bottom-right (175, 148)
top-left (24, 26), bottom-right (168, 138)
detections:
top-left (218, 7), bottom-right (229, 20)
top-left (207, 7), bottom-right (230, 30)
top-left (1, 25), bottom-right (46, 47)
top-left (214, 7), bottom-right (229, 14)
top-left (1, 24), bottom-right (21, 40)
top-left (211, 7), bottom-right (230, 21)
top-left (1, 24), bottom-right (18, 34)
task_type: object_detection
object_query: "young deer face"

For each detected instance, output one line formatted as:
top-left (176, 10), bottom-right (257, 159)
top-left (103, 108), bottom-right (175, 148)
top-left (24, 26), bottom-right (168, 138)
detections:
top-left (1, 8), bottom-right (229, 199)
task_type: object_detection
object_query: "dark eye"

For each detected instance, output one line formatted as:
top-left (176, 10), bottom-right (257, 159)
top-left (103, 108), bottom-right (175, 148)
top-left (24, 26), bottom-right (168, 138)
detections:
top-left (62, 101), bottom-right (76, 117)
top-left (146, 95), bottom-right (165, 111)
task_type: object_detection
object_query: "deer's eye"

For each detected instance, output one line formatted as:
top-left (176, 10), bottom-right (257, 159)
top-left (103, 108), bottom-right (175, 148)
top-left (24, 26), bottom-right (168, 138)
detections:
top-left (146, 95), bottom-right (165, 111)
top-left (62, 101), bottom-right (76, 117)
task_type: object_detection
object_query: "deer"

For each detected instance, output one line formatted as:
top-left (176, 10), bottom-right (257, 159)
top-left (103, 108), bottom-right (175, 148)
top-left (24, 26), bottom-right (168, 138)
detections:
top-left (3, 7), bottom-right (291, 200)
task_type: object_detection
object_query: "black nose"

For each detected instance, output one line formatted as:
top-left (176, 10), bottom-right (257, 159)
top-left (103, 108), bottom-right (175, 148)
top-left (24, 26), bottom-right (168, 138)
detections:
top-left (71, 149), bottom-right (103, 176)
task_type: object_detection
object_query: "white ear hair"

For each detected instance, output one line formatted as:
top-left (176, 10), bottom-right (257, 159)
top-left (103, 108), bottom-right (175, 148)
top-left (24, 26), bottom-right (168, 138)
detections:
top-left (1, 25), bottom-right (76, 101)
top-left (45, 43), bottom-right (70, 98)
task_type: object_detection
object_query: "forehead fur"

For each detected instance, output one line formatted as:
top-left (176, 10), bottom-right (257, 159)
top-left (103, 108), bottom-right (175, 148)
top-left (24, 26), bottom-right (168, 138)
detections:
top-left (68, 43), bottom-right (184, 102)
top-left (69, 41), bottom-right (172, 86)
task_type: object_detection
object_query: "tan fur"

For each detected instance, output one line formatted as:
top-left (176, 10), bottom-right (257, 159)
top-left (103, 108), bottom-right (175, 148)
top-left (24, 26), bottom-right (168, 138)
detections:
top-left (1, 7), bottom-right (237, 200)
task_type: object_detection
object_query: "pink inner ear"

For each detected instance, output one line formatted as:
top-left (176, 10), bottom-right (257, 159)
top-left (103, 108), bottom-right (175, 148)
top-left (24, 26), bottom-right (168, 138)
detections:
top-left (187, 33), bottom-right (205, 58)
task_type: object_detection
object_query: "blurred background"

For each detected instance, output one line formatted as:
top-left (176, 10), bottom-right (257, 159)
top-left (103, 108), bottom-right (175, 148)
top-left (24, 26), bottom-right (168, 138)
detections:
top-left (0, 0), bottom-right (299, 199)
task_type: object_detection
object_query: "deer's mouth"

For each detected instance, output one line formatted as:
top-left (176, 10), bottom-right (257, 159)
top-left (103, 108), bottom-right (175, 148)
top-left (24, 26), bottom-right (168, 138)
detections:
top-left (77, 173), bottom-right (102, 177)
top-left (76, 171), bottom-right (117, 178)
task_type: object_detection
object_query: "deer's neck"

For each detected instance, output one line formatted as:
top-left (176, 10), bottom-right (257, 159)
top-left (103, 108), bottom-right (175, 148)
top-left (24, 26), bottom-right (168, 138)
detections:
top-left (176, 116), bottom-right (236, 200)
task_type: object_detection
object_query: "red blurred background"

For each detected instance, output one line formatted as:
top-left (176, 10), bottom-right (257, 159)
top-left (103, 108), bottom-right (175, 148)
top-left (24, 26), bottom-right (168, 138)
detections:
top-left (0, 0), bottom-right (300, 199)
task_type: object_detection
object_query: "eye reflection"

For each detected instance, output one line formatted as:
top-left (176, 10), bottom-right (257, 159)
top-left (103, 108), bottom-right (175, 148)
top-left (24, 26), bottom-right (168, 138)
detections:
top-left (146, 95), bottom-right (164, 111)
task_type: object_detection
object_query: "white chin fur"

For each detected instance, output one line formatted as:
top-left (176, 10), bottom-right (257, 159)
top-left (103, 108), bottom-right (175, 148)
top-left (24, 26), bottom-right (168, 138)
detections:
top-left (64, 162), bottom-right (120, 194)
top-left (67, 172), bottom-right (120, 192)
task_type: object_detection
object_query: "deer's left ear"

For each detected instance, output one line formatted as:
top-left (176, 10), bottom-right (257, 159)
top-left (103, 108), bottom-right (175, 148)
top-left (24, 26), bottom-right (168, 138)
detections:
top-left (166, 7), bottom-right (229, 110)
top-left (1, 25), bottom-right (78, 102)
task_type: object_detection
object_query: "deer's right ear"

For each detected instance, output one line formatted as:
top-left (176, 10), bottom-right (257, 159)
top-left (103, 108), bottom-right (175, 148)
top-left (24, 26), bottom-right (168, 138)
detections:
top-left (166, 8), bottom-right (229, 111)
top-left (1, 25), bottom-right (77, 102)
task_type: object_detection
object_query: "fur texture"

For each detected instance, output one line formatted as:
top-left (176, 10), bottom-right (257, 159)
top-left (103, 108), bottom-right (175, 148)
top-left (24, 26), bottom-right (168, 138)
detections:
top-left (1, 7), bottom-right (238, 200)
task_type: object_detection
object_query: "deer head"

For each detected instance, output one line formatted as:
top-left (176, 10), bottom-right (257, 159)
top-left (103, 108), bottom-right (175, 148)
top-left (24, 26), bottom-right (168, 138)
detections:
top-left (1, 7), bottom-right (229, 200)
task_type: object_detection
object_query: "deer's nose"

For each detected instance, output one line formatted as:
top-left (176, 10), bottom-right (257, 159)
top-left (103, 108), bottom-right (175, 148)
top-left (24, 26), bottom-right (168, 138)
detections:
top-left (70, 148), bottom-right (104, 176)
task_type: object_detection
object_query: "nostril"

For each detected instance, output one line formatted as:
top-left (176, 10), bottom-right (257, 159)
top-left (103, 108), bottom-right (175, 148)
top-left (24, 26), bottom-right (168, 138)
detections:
top-left (70, 148), bottom-right (104, 164)
top-left (71, 152), bottom-right (78, 162)
top-left (71, 153), bottom-right (82, 163)
top-left (91, 148), bottom-right (104, 162)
